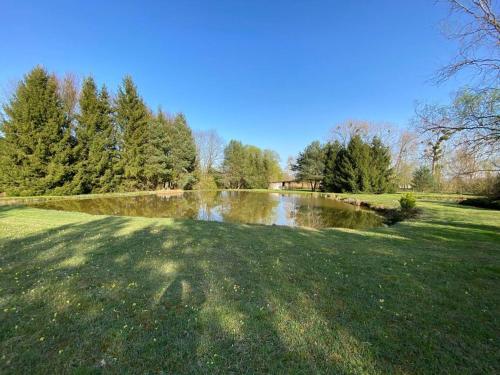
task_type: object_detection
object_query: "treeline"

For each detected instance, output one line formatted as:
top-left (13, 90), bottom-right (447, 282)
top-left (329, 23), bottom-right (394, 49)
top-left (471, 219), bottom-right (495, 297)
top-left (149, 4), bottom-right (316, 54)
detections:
top-left (0, 67), bottom-right (197, 196)
top-left (0, 67), bottom-right (284, 196)
top-left (220, 140), bottom-right (282, 189)
top-left (293, 135), bottom-right (393, 193)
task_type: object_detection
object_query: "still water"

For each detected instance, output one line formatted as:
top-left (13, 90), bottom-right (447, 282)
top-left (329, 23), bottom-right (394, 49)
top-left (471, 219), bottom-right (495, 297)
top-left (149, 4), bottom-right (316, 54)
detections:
top-left (31, 191), bottom-right (384, 229)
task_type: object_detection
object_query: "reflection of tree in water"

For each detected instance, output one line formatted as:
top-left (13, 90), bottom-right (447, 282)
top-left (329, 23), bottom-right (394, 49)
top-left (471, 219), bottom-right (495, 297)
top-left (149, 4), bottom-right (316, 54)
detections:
top-left (195, 190), bottom-right (224, 221)
top-left (218, 191), bottom-right (279, 225)
top-left (288, 195), bottom-right (384, 229)
top-left (31, 192), bottom-right (382, 229)
top-left (33, 194), bottom-right (203, 219)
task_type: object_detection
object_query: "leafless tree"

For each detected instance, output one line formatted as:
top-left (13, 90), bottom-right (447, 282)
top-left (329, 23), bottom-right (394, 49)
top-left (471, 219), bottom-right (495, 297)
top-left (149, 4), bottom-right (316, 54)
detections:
top-left (449, 88), bottom-right (499, 155)
top-left (414, 103), bottom-right (453, 179)
top-left (415, 90), bottom-right (499, 170)
top-left (282, 155), bottom-right (296, 180)
top-left (56, 73), bottom-right (80, 123)
top-left (436, 0), bottom-right (500, 84)
top-left (392, 129), bottom-right (419, 174)
top-left (194, 129), bottom-right (225, 174)
top-left (329, 119), bottom-right (396, 146)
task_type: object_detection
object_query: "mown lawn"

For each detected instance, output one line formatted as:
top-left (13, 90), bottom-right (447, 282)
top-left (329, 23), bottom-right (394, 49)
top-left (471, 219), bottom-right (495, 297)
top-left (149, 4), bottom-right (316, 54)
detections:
top-left (0, 196), bottom-right (499, 374)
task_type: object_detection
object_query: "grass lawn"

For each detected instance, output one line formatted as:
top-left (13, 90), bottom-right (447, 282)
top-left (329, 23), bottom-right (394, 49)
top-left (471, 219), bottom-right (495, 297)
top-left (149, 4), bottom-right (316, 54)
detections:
top-left (0, 194), bottom-right (499, 373)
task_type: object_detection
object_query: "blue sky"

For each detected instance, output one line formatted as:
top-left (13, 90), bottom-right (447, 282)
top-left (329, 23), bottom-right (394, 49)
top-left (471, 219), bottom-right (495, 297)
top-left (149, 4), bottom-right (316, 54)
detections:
top-left (1, 0), bottom-right (467, 162)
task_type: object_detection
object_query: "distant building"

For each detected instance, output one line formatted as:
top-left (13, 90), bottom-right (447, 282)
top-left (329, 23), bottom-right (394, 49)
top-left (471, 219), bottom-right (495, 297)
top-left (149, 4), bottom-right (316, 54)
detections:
top-left (398, 184), bottom-right (413, 190)
top-left (268, 178), bottom-right (310, 190)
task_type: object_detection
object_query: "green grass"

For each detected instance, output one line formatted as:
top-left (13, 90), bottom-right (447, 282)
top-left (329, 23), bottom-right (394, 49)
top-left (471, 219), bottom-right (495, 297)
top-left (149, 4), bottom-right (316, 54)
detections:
top-left (0, 195), bottom-right (499, 373)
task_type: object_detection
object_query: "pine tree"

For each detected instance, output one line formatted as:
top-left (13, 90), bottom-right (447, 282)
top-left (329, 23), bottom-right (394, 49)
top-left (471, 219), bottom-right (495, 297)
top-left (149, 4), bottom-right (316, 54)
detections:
top-left (0, 67), bottom-right (74, 195)
top-left (369, 136), bottom-right (394, 193)
top-left (412, 166), bottom-right (434, 192)
top-left (115, 76), bottom-right (151, 191)
top-left (322, 141), bottom-right (342, 192)
top-left (143, 110), bottom-right (169, 189)
top-left (72, 78), bottom-right (117, 193)
top-left (94, 86), bottom-right (118, 192)
top-left (347, 134), bottom-right (371, 192)
top-left (330, 148), bottom-right (357, 192)
top-left (292, 141), bottom-right (326, 191)
top-left (165, 113), bottom-right (197, 189)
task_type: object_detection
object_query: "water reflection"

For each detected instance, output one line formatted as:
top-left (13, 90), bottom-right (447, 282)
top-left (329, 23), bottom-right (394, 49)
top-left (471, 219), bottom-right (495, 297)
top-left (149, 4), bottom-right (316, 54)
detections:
top-left (30, 191), bottom-right (384, 229)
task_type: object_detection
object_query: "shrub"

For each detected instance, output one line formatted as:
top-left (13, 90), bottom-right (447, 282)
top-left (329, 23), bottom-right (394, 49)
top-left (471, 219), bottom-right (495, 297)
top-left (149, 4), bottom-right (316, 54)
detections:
top-left (194, 175), bottom-right (218, 190)
top-left (399, 193), bottom-right (416, 211)
top-left (460, 197), bottom-right (500, 210)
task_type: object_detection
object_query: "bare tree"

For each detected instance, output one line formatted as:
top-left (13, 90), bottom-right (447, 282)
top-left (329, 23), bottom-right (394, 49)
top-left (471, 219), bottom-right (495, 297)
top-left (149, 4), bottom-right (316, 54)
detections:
top-left (437, 0), bottom-right (500, 84)
top-left (392, 130), bottom-right (419, 187)
top-left (57, 72), bottom-right (80, 121)
top-left (282, 155), bottom-right (296, 180)
top-left (417, 1), bottom-right (500, 174)
top-left (329, 119), bottom-right (396, 146)
top-left (393, 131), bottom-right (419, 171)
top-left (414, 103), bottom-right (453, 183)
top-left (415, 90), bottom-right (499, 170)
top-left (450, 88), bottom-right (499, 155)
top-left (194, 129), bottom-right (225, 174)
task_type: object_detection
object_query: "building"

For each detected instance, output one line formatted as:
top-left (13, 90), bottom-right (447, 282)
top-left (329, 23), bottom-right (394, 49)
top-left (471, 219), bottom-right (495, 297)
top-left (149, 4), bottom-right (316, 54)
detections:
top-left (268, 179), bottom-right (310, 190)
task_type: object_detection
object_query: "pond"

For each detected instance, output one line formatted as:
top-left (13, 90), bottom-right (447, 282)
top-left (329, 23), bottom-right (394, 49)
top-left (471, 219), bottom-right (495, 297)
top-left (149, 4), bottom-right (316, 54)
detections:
top-left (30, 191), bottom-right (384, 229)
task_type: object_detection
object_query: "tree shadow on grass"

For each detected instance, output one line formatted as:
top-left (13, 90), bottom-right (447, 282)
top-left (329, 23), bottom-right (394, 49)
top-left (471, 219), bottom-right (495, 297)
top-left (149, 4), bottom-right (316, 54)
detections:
top-left (0, 206), bottom-right (499, 374)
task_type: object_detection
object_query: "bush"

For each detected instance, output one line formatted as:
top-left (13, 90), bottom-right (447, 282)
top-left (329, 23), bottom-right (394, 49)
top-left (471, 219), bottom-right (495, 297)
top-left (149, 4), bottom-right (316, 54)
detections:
top-left (460, 197), bottom-right (500, 210)
top-left (399, 193), bottom-right (416, 211)
top-left (194, 175), bottom-right (218, 190)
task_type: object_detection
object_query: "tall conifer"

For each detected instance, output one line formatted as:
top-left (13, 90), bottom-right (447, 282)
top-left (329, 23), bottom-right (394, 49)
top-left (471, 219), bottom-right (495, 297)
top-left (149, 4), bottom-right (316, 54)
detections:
top-left (347, 134), bottom-right (371, 192)
top-left (165, 113), bottom-right (197, 188)
top-left (322, 141), bottom-right (342, 191)
top-left (330, 148), bottom-right (357, 192)
top-left (369, 136), bottom-right (393, 193)
top-left (143, 110), bottom-right (169, 189)
top-left (72, 78), bottom-right (117, 193)
top-left (0, 67), bottom-right (73, 195)
top-left (115, 76), bottom-right (151, 190)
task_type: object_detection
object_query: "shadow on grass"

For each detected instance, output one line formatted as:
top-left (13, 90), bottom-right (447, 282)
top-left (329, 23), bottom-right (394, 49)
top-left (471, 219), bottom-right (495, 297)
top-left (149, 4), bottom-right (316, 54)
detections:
top-left (0, 206), bottom-right (499, 373)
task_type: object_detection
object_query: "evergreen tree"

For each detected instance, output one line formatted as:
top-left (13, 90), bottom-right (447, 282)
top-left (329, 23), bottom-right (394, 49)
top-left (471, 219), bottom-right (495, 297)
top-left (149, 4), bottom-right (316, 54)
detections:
top-left (292, 141), bottom-right (326, 191)
top-left (165, 113), bottom-right (197, 189)
top-left (322, 141), bottom-right (342, 191)
top-left (326, 136), bottom-right (393, 193)
top-left (72, 78), bottom-right (116, 193)
top-left (95, 86), bottom-right (118, 191)
top-left (412, 166), bottom-right (434, 192)
top-left (0, 137), bottom-right (7, 192)
top-left (346, 134), bottom-right (371, 192)
top-left (330, 148), bottom-right (358, 192)
top-left (115, 76), bottom-right (151, 190)
top-left (143, 110), bottom-right (169, 189)
top-left (0, 67), bottom-right (74, 195)
top-left (369, 136), bottom-right (394, 193)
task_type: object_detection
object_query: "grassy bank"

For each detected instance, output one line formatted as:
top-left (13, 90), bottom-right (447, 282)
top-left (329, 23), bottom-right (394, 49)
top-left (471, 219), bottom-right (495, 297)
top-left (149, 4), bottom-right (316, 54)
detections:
top-left (0, 196), bottom-right (499, 373)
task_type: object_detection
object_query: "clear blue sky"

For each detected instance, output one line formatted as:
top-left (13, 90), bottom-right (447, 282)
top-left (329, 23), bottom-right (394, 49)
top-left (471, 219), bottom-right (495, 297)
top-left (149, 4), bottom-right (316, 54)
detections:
top-left (1, 0), bottom-right (466, 162)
